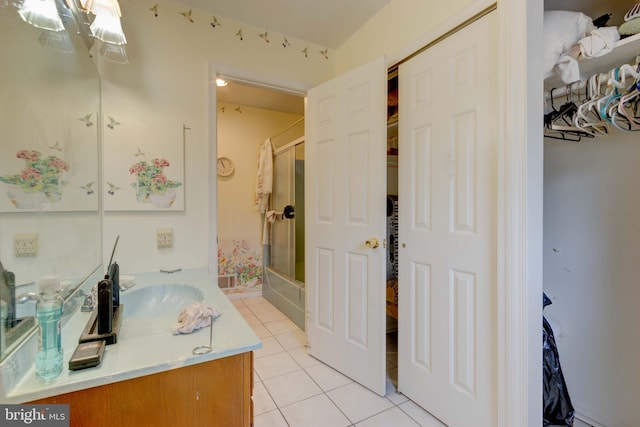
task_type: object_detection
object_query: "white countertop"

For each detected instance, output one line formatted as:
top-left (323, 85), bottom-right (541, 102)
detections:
top-left (3, 268), bottom-right (261, 403)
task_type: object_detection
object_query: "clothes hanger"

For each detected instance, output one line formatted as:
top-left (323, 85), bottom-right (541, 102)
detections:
top-left (544, 86), bottom-right (594, 141)
top-left (575, 74), bottom-right (611, 136)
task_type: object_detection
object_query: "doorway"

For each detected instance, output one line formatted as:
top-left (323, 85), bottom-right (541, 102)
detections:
top-left (215, 77), bottom-right (305, 323)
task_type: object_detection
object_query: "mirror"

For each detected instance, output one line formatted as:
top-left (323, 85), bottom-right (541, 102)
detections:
top-left (0, 2), bottom-right (101, 360)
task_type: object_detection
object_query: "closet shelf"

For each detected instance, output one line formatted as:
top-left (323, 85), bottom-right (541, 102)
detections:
top-left (544, 32), bottom-right (640, 89)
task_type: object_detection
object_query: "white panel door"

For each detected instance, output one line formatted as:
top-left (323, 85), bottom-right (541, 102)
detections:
top-left (398, 12), bottom-right (498, 426)
top-left (306, 56), bottom-right (387, 395)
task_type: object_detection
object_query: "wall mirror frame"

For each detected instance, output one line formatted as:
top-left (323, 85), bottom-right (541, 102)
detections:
top-left (0, 0), bottom-right (102, 361)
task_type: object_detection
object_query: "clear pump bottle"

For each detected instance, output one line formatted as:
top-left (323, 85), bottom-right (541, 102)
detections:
top-left (36, 276), bottom-right (64, 380)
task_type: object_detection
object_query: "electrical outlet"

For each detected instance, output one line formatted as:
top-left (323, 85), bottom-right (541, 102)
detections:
top-left (15, 233), bottom-right (37, 256)
top-left (156, 228), bottom-right (174, 249)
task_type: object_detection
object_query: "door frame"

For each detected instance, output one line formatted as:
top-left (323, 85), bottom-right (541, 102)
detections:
top-left (206, 62), bottom-right (309, 276)
top-left (496, 1), bottom-right (543, 425)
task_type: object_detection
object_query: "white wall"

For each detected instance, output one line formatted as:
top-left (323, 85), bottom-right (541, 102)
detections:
top-left (543, 130), bottom-right (640, 426)
top-left (99, 0), bottom-right (332, 273)
top-left (335, 0), bottom-right (479, 73)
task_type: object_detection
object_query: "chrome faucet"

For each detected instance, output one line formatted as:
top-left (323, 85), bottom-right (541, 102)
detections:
top-left (0, 261), bottom-right (17, 328)
top-left (81, 285), bottom-right (97, 312)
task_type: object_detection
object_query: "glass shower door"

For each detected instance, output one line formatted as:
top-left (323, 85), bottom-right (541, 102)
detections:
top-left (271, 148), bottom-right (295, 278)
top-left (270, 142), bottom-right (304, 282)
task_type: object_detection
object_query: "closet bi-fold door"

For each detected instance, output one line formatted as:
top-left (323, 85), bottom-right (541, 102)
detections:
top-left (398, 12), bottom-right (498, 426)
top-left (305, 56), bottom-right (388, 395)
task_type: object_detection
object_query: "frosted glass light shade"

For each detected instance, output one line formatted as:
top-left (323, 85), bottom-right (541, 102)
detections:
top-left (81, 0), bottom-right (121, 17)
top-left (38, 30), bottom-right (74, 53)
top-left (19, 0), bottom-right (65, 32)
top-left (90, 14), bottom-right (126, 45)
top-left (99, 42), bottom-right (128, 63)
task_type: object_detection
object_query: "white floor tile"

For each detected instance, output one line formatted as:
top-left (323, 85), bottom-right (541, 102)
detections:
top-left (263, 369), bottom-right (323, 407)
top-left (238, 308), bottom-right (262, 325)
top-left (231, 299), bottom-right (246, 308)
top-left (254, 409), bottom-right (288, 427)
top-left (305, 362), bottom-right (353, 391)
top-left (264, 318), bottom-right (299, 335)
top-left (251, 323), bottom-right (273, 339)
top-left (356, 407), bottom-right (420, 427)
top-left (280, 394), bottom-right (351, 427)
top-left (235, 294), bottom-right (450, 427)
top-left (385, 389), bottom-right (409, 405)
top-left (254, 336), bottom-right (285, 359)
top-left (327, 382), bottom-right (394, 423)
top-left (253, 308), bottom-right (287, 323)
top-left (288, 347), bottom-right (322, 369)
top-left (243, 296), bottom-right (269, 306)
top-left (255, 351), bottom-right (301, 380)
top-left (253, 381), bottom-right (277, 415)
top-left (274, 330), bottom-right (306, 350)
top-left (399, 400), bottom-right (446, 426)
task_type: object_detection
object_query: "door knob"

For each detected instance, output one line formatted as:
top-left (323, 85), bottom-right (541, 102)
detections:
top-left (365, 238), bottom-right (379, 249)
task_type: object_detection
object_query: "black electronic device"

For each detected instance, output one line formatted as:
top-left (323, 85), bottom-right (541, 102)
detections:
top-left (97, 278), bottom-right (113, 334)
top-left (105, 236), bottom-right (120, 310)
top-left (109, 261), bottom-right (119, 309)
top-left (68, 340), bottom-right (106, 371)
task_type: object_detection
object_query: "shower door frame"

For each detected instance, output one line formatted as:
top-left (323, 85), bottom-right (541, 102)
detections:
top-left (264, 136), bottom-right (306, 330)
top-left (269, 136), bottom-right (305, 282)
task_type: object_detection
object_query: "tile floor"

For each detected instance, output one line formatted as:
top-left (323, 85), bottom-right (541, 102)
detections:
top-left (232, 296), bottom-right (446, 427)
top-left (233, 296), bottom-right (594, 427)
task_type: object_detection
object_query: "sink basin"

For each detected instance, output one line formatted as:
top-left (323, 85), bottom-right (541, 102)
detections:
top-left (121, 284), bottom-right (204, 318)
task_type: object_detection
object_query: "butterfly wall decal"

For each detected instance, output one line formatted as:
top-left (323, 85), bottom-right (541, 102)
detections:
top-left (301, 48), bottom-right (308, 58)
top-left (149, 4), bottom-right (158, 17)
top-left (259, 31), bottom-right (270, 43)
top-left (282, 37), bottom-right (290, 48)
top-left (107, 182), bottom-right (121, 195)
top-left (49, 141), bottom-right (62, 152)
top-left (80, 182), bottom-right (95, 195)
top-left (134, 147), bottom-right (145, 157)
top-left (319, 49), bottom-right (329, 59)
top-left (107, 115), bottom-right (121, 129)
top-left (211, 16), bottom-right (221, 28)
top-left (236, 29), bottom-right (244, 40)
top-left (180, 9), bottom-right (194, 23)
top-left (79, 113), bottom-right (93, 127)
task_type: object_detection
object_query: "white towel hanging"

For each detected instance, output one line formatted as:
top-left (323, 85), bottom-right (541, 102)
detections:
top-left (254, 138), bottom-right (274, 213)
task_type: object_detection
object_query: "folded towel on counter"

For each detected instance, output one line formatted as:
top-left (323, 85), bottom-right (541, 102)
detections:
top-left (172, 302), bottom-right (221, 335)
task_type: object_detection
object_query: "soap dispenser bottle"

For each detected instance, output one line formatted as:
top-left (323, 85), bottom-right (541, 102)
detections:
top-left (36, 276), bottom-right (64, 380)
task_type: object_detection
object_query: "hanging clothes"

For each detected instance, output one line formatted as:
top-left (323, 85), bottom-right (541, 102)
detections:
top-left (254, 138), bottom-right (273, 213)
top-left (543, 293), bottom-right (575, 426)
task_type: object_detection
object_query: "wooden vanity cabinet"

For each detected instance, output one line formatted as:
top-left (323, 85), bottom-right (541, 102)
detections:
top-left (30, 352), bottom-right (254, 427)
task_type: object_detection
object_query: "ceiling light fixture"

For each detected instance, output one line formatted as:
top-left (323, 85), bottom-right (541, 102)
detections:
top-left (216, 78), bottom-right (228, 87)
top-left (79, 0), bottom-right (128, 63)
top-left (80, 0), bottom-right (121, 17)
top-left (90, 14), bottom-right (126, 45)
top-left (19, 0), bottom-right (65, 32)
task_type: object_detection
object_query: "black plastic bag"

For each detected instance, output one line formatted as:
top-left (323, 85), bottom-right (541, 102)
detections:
top-left (543, 293), bottom-right (575, 426)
